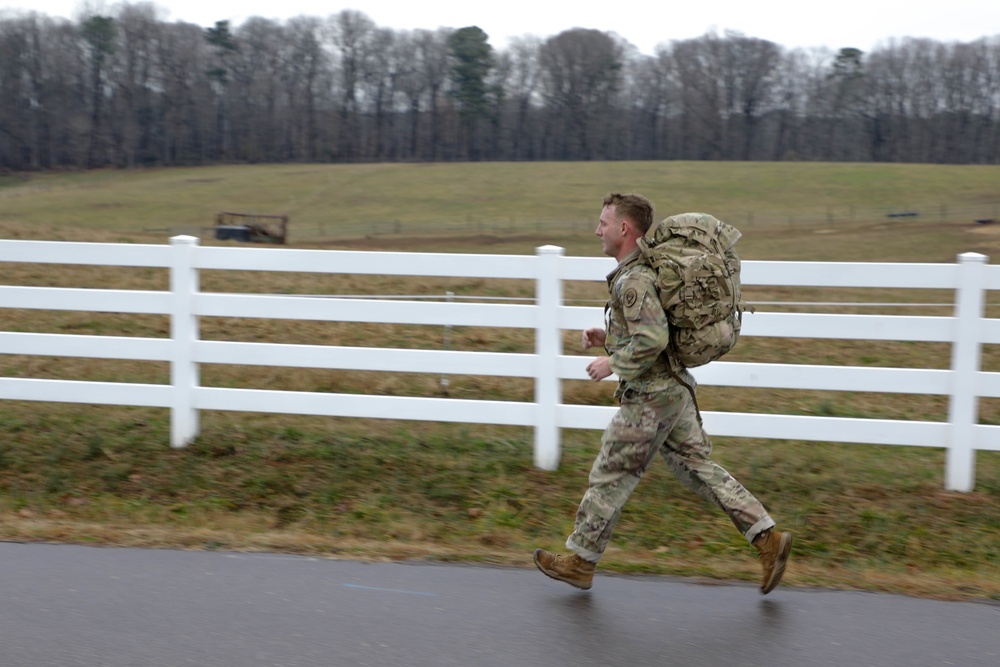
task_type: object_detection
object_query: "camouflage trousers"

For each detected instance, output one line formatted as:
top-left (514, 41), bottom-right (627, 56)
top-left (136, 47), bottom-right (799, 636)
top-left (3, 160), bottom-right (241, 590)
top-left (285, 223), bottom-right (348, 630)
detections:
top-left (567, 375), bottom-right (774, 563)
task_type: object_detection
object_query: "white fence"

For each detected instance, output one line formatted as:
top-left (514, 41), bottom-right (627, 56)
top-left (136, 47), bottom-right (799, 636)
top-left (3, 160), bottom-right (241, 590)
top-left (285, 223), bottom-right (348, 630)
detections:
top-left (1, 236), bottom-right (999, 492)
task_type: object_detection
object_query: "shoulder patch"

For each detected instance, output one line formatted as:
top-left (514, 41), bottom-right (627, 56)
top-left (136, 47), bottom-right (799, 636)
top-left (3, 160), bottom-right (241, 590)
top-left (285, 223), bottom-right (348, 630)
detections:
top-left (621, 283), bottom-right (648, 321)
top-left (623, 288), bottom-right (639, 309)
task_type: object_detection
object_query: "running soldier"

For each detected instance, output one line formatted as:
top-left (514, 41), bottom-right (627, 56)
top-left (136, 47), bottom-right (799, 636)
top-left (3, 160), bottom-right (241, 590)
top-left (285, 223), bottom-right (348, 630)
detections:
top-left (533, 193), bottom-right (792, 594)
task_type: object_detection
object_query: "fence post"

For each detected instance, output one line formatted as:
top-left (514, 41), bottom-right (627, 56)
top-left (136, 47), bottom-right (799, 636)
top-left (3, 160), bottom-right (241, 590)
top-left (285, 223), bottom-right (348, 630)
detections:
top-left (534, 245), bottom-right (564, 470)
top-left (170, 235), bottom-right (200, 448)
top-left (946, 252), bottom-right (987, 491)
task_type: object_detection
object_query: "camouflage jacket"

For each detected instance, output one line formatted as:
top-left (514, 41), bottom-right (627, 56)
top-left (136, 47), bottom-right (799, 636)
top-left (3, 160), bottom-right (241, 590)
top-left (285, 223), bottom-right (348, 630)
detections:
top-left (604, 248), bottom-right (679, 396)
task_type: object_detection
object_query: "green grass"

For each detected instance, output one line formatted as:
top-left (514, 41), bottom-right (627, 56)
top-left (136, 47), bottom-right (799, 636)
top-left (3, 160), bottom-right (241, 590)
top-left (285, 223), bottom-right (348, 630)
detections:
top-left (2, 162), bottom-right (999, 248)
top-left (2, 161), bottom-right (1000, 601)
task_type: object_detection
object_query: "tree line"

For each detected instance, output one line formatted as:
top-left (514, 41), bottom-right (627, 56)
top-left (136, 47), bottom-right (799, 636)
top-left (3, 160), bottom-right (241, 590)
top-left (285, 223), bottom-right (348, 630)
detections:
top-left (1, 3), bottom-right (999, 170)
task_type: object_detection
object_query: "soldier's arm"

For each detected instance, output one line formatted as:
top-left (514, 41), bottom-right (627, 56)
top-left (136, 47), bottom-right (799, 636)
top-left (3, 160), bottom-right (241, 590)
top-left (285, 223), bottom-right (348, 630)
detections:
top-left (607, 274), bottom-right (670, 381)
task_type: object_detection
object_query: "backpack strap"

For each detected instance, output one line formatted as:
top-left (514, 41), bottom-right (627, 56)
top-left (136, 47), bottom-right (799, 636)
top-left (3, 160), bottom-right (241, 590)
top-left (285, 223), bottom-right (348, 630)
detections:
top-left (666, 364), bottom-right (702, 425)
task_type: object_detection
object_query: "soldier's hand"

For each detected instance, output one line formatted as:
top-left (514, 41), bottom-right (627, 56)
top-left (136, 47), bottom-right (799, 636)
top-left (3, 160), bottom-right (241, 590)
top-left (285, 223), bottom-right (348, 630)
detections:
top-left (586, 357), bottom-right (612, 381)
top-left (582, 327), bottom-right (606, 350)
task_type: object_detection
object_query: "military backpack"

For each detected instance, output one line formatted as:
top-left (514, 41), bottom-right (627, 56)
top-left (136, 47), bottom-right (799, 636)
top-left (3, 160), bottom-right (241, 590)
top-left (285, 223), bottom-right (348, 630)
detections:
top-left (636, 212), bottom-right (752, 368)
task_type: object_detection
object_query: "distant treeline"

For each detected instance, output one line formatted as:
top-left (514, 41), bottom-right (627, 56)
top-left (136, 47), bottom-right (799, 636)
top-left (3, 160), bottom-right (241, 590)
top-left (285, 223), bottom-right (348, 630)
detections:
top-left (2, 3), bottom-right (999, 170)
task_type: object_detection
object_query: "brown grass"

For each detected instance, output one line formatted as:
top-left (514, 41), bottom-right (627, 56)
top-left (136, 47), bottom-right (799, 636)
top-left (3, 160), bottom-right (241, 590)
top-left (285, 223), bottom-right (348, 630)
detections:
top-left (2, 163), bottom-right (1000, 600)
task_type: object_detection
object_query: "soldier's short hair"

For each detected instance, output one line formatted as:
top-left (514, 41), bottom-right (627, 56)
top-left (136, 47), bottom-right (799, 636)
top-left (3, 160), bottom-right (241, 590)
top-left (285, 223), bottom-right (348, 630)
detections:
top-left (603, 193), bottom-right (654, 233)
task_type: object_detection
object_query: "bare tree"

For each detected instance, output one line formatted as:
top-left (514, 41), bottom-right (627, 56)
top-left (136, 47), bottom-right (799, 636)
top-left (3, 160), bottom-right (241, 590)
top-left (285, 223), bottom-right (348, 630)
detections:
top-left (502, 36), bottom-right (542, 160)
top-left (721, 33), bottom-right (781, 159)
top-left (415, 28), bottom-right (452, 160)
top-left (328, 9), bottom-right (375, 161)
top-left (231, 17), bottom-right (287, 161)
top-left (764, 47), bottom-right (831, 160)
top-left (285, 16), bottom-right (328, 160)
top-left (156, 20), bottom-right (212, 163)
top-left (395, 30), bottom-right (426, 159)
top-left (363, 28), bottom-right (402, 160)
top-left (938, 38), bottom-right (1000, 163)
top-left (538, 28), bottom-right (624, 159)
top-left (112, 2), bottom-right (163, 166)
top-left (0, 15), bottom-right (35, 169)
top-left (622, 53), bottom-right (670, 159)
top-left (668, 34), bottom-right (726, 159)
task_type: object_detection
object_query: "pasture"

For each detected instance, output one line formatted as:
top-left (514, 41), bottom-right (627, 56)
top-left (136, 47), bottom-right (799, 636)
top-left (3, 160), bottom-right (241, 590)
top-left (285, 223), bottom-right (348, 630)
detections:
top-left (1, 162), bottom-right (999, 600)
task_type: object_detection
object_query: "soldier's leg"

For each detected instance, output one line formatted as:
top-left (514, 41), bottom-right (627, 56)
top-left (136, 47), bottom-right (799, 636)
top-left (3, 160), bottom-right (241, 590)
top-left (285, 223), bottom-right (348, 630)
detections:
top-left (658, 386), bottom-right (774, 543)
top-left (565, 397), bottom-right (667, 562)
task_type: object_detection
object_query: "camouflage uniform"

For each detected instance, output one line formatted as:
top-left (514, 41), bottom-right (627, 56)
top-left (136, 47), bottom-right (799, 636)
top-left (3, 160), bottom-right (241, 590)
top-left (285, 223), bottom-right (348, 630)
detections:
top-left (567, 248), bottom-right (774, 563)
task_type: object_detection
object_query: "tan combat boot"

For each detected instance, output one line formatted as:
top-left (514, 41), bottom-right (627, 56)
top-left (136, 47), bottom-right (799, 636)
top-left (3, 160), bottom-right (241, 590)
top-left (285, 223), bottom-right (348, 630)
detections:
top-left (753, 529), bottom-right (792, 595)
top-left (533, 548), bottom-right (596, 590)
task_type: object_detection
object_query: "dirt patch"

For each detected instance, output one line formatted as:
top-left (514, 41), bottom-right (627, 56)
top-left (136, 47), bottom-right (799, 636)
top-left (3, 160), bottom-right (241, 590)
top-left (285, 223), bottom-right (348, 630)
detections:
top-left (969, 222), bottom-right (1000, 235)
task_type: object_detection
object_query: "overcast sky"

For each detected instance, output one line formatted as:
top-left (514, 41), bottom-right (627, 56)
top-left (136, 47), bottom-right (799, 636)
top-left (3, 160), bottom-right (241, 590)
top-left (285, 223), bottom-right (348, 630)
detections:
top-left (3, 0), bottom-right (998, 55)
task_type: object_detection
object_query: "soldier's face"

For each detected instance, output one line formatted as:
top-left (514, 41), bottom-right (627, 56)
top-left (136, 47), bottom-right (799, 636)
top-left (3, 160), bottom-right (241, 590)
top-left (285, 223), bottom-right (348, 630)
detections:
top-left (596, 205), bottom-right (626, 258)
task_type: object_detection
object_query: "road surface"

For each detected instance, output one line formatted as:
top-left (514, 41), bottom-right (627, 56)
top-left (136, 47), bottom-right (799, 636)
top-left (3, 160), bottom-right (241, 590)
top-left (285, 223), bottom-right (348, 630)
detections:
top-left (1, 541), bottom-right (997, 666)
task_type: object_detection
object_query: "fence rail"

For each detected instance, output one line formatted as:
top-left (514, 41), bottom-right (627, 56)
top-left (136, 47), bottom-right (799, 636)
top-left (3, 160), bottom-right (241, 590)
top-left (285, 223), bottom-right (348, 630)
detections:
top-left (1, 236), bottom-right (998, 491)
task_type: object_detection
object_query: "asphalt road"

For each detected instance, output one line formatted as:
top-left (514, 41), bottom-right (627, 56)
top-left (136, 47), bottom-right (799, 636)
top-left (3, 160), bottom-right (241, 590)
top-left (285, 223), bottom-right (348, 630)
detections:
top-left (1, 541), bottom-right (997, 667)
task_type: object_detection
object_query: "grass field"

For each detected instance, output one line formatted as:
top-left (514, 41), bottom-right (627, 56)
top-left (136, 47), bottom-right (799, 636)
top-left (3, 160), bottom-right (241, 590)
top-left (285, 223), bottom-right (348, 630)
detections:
top-left (2, 162), bottom-right (1000, 601)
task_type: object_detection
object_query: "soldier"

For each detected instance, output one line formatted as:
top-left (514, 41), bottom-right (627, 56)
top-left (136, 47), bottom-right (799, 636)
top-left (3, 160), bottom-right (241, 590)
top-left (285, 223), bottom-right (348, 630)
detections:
top-left (533, 192), bottom-right (792, 594)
